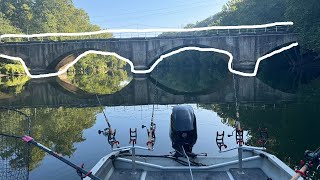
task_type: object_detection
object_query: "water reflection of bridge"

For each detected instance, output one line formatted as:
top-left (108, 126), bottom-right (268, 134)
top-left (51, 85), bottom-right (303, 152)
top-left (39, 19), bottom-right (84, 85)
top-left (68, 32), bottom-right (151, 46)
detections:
top-left (0, 75), bottom-right (295, 108)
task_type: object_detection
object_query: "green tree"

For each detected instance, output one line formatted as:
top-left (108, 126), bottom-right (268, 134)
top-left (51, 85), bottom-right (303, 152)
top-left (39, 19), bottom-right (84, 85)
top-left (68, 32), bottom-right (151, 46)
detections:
top-left (0, 0), bottom-right (33, 33)
top-left (0, 0), bottom-right (112, 40)
top-left (0, 12), bottom-right (21, 34)
top-left (218, 0), bottom-right (286, 25)
top-left (285, 0), bottom-right (320, 52)
top-left (188, 0), bottom-right (320, 53)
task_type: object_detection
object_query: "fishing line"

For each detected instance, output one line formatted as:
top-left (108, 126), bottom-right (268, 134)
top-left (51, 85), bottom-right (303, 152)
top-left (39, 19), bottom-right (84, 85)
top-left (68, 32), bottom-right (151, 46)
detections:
top-left (182, 146), bottom-right (194, 180)
top-left (0, 107), bottom-right (31, 122)
top-left (91, 0), bottom-right (220, 22)
top-left (95, 94), bottom-right (111, 128)
top-left (0, 133), bottom-right (22, 139)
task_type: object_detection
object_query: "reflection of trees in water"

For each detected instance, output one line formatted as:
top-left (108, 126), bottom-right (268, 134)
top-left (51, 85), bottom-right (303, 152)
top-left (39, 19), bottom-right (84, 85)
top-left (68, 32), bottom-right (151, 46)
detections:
top-left (0, 108), bottom-right (30, 180)
top-left (66, 54), bottom-right (132, 95)
top-left (258, 46), bottom-right (320, 102)
top-left (258, 47), bottom-right (320, 93)
top-left (150, 51), bottom-right (230, 93)
top-left (296, 78), bottom-right (320, 102)
top-left (67, 70), bottom-right (131, 95)
top-left (200, 103), bottom-right (320, 169)
top-left (0, 107), bottom-right (99, 177)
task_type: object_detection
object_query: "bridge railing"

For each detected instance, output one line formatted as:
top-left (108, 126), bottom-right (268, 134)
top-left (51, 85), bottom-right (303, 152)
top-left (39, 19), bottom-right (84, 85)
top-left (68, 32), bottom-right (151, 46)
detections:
top-left (0, 25), bottom-right (294, 43)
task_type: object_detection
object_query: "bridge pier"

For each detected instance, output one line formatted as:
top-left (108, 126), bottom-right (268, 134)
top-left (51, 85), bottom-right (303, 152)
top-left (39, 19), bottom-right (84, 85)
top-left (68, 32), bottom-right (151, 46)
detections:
top-left (232, 62), bottom-right (257, 72)
top-left (133, 78), bottom-right (149, 105)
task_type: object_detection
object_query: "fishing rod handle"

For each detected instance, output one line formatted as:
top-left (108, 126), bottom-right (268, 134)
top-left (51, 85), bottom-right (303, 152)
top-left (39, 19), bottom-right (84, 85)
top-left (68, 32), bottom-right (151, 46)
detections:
top-left (22, 136), bottom-right (101, 180)
top-left (291, 164), bottom-right (308, 180)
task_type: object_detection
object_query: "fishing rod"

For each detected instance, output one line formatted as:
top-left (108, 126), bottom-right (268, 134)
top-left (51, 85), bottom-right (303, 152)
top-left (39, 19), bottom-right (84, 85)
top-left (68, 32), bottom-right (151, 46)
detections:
top-left (141, 70), bottom-right (158, 150)
top-left (95, 94), bottom-right (111, 128)
top-left (0, 107), bottom-right (101, 179)
top-left (142, 104), bottom-right (156, 150)
top-left (95, 94), bottom-right (119, 148)
top-left (291, 147), bottom-right (320, 180)
top-left (0, 133), bottom-right (101, 180)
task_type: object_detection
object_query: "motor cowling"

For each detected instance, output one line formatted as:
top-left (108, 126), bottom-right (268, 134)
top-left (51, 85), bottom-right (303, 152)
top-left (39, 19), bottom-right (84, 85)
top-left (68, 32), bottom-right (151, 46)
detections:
top-left (169, 105), bottom-right (197, 154)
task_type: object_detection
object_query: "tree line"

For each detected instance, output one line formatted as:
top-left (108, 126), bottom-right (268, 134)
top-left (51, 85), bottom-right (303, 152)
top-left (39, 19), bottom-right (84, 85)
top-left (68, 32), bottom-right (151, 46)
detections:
top-left (0, 0), bottom-right (114, 77)
top-left (188, 0), bottom-right (320, 53)
top-left (0, 0), bottom-right (111, 38)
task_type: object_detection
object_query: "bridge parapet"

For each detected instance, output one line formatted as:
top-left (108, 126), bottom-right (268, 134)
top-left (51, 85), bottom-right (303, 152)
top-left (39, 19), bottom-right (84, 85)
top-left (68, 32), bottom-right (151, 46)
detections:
top-left (0, 24), bottom-right (293, 42)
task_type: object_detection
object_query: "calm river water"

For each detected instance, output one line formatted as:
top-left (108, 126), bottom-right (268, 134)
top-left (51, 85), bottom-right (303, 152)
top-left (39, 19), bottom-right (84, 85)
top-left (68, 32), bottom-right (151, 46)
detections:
top-left (0, 48), bottom-right (319, 179)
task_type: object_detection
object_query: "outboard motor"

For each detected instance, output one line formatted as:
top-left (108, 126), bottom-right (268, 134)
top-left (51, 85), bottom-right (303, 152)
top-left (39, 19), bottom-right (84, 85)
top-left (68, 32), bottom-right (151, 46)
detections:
top-left (170, 105), bottom-right (197, 156)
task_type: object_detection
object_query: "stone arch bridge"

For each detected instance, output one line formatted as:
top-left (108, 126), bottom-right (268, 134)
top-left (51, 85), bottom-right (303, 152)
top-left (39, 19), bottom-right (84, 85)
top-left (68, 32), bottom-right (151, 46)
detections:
top-left (0, 33), bottom-right (297, 74)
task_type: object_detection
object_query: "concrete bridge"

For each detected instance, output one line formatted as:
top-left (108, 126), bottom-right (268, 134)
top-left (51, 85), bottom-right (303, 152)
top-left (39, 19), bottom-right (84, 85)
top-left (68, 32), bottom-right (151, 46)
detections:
top-left (0, 33), bottom-right (297, 74)
top-left (0, 76), bottom-right (295, 108)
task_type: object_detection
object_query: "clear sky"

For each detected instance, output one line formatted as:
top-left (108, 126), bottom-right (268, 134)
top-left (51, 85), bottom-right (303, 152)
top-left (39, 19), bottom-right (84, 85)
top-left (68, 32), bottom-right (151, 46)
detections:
top-left (73, 0), bottom-right (229, 29)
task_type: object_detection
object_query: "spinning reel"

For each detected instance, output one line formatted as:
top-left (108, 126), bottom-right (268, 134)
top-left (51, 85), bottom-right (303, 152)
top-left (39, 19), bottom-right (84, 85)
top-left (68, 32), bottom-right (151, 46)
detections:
top-left (216, 121), bottom-right (245, 151)
top-left (216, 125), bottom-right (270, 151)
top-left (294, 147), bottom-right (320, 180)
top-left (98, 127), bottom-right (120, 148)
top-left (142, 122), bottom-right (156, 150)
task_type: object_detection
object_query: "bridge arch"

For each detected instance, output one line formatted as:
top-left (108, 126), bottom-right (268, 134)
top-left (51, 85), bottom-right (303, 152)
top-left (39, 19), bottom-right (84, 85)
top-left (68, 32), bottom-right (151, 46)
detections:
top-left (146, 44), bottom-right (230, 69)
top-left (260, 41), bottom-right (298, 58)
top-left (47, 48), bottom-right (93, 71)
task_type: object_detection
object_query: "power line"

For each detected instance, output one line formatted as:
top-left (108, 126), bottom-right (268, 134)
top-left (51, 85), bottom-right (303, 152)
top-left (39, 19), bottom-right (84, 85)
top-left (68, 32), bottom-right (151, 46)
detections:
top-left (90, 0), bottom-right (218, 19)
top-left (91, 3), bottom-right (221, 23)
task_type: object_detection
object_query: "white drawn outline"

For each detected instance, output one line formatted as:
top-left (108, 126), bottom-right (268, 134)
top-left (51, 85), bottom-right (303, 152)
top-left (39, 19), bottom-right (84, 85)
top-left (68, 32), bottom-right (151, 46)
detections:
top-left (0, 22), bottom-right (297, 78)
top-left (0, 43), bottom-right (298, 79)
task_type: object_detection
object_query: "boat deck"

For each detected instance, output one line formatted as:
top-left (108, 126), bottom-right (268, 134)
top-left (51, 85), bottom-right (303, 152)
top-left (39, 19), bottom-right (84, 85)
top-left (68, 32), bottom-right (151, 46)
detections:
top-left (87, 149), bottom-right (296, 180)
top-left (108, 168), bottom-right (268, 180)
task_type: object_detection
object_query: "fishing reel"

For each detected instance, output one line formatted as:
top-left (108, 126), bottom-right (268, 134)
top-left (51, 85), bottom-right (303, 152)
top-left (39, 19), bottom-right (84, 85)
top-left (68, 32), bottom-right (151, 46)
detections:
top-left (98, 128), bottom-right (119, 148)
top-left (142, 122), bottom-right (156, 139)
top-left (294, 147), bottom-right (320, 179)
top-left (305, 148), bottom-right (320, 165)
top-left (142, 122), bottom-right (156, 150)
top-left (216, 128), bottom-right (244, 151)
top-left (224, 121), bottom-right (245, 145)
